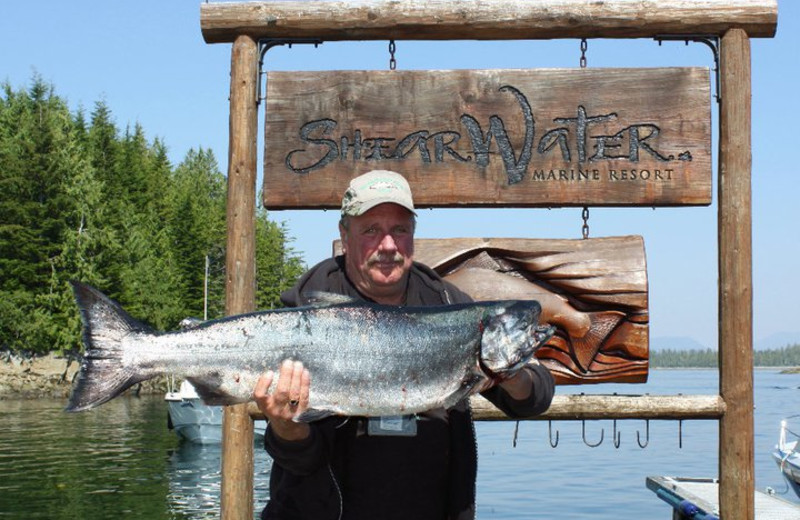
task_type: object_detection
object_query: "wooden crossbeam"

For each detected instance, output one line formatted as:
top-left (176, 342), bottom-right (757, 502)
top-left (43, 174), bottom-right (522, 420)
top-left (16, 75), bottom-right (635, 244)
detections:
top-left (246, 394), bottom-right (726, 421)
top-left (201, 0), bottom-right (777, 44)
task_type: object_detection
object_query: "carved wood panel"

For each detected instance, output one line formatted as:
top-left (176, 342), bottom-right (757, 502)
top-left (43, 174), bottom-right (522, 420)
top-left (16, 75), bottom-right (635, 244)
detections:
top-left (414, 236), bottom-right (649, 384)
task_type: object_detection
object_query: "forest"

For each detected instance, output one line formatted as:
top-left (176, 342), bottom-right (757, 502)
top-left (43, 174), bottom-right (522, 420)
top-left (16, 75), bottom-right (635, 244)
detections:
top-left (0, 77), bottom-right (306, 356)
top-left (651, 344), bottom-right (800, 368)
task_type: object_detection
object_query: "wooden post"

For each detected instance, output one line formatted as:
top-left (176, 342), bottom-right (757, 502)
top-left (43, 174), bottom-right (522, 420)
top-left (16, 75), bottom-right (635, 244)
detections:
top-left (221, 34), bottom-right (259, 520)
top-left (718, 28), bottom-right (753, 520)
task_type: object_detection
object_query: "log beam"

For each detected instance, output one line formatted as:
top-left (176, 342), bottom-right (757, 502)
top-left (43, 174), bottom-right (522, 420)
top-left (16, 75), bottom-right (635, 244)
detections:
top-left (469, 394), bottom-right (726, 421)
top-left (201, 0), bottom-right (777, 44)
top-left (247, 394), bottom-right (727, 421)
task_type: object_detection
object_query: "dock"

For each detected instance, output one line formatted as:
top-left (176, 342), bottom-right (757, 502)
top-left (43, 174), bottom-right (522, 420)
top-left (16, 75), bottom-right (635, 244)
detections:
top-left (647, 476), bottom-right (800, 519)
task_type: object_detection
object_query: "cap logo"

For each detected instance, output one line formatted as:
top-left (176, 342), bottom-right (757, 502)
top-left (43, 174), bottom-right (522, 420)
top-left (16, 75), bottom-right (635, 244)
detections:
top-left (341, 170), bottom-right (415, 217)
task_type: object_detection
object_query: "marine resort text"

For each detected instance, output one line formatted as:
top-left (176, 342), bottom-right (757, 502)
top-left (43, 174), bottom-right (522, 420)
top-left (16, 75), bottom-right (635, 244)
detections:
top-left (533, 168), bottom-right (674, 182)
top-left (283, 85), bottom-right (692, 185)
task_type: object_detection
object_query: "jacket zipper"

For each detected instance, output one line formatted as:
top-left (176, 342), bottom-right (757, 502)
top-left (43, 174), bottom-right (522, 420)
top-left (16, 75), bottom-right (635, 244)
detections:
top-left (328, 462), bottom-right (343, 520)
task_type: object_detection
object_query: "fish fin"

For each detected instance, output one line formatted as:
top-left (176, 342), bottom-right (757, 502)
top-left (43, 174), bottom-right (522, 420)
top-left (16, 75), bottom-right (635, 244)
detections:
top-left (443, 374), bottom-right (487, 408)
top-left (302, 291), bottom-right (358, 306)
top-left (65, 281), bottom-right (155, 412)
top-left (293, 408), bottom-right (336, 423)
top-left (570, 311), bottom-right (624, 371)
top-left (186, 377), bottom-right (247, 406)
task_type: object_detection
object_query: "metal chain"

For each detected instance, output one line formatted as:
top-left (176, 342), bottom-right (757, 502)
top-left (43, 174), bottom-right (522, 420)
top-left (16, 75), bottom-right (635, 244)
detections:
top-left (580, 38), bottom-right (588, 68)
top-left (581, 207), bottom-right (590, 239)
top-left (579, 39), bottom-right (589, 240)
top-left (389, 40), bottom-right (397, 70)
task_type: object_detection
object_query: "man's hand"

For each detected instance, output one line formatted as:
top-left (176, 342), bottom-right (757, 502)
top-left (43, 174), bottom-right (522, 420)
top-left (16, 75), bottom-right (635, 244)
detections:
top-left (253, 359), bottom-right (311, 442)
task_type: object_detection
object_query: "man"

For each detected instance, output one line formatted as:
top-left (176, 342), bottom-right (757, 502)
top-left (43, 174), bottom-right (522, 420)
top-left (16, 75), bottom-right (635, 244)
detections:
top-left (253, 170), bottom-right (554, 520)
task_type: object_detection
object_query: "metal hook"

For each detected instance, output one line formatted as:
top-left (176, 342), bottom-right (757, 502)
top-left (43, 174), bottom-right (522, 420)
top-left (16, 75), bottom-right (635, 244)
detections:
top-left (512, 420), bottom-right (520, 448)
top-left (636, 420), bottom-right (650, 448)
top-left (612, 420), bottom-right (622, 448)
top-left (548, 421), bottom-right (559, 448)
top-left (582, 420), bottom-right (604, 448)
top-left (678, 419), bottom-right (683, 449)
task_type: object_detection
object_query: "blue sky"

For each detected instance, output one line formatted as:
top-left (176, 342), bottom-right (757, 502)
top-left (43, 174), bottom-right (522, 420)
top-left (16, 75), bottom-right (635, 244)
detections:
top-left (2, 1), bottom-right (796, 350)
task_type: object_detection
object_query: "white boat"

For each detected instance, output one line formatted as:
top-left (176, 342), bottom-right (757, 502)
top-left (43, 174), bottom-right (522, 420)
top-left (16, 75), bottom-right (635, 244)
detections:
top-left (166, 380), bottom-right (267, 444)
top-left (772, 416), bottom-right (800, 498)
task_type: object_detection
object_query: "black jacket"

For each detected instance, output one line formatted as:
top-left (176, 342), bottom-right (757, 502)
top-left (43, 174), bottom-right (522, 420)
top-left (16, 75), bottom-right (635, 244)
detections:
top-left (261, 256), bottom-right (554, 520)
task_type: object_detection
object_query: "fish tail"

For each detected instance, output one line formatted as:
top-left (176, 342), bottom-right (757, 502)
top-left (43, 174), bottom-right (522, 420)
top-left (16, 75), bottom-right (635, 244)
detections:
top-left (571, 311), bottom-right (624, 371)
top-left (65, 281), bottom-right (155, 412)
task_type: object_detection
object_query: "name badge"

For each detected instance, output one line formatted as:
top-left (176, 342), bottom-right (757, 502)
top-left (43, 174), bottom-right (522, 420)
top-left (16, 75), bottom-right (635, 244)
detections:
top-left (367, 415), bottom-right (417, 436)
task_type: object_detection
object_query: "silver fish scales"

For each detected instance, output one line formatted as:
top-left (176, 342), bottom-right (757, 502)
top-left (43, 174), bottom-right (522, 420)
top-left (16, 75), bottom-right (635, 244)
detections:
top-left (66, 281), bottom-right (554, 420)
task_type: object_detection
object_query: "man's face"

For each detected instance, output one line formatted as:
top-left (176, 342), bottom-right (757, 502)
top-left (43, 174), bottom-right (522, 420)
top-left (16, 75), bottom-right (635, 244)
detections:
top-left (340, 203), bottom-right (415, 304)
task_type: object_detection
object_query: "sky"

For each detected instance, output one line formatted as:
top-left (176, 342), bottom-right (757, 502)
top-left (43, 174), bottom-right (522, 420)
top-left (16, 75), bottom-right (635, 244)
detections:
top-left (1, 1), bottom-right (797, 351)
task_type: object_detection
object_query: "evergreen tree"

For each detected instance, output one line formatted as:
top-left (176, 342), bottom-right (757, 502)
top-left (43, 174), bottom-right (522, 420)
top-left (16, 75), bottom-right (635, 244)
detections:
top-left (0, 77), bottom-right (80, 352)
top-left (167, 148), bottom-right (228, 320)
top-left (255, 205), bottom-right (305, 309)
top-left (85, 99), bottom-right (127, 298)
top-left (41, 125), bottom-right (117, 354)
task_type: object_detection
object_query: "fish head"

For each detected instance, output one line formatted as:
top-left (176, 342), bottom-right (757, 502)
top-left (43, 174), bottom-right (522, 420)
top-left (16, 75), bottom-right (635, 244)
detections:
top-left (478, 300), bottom-right (555, 381)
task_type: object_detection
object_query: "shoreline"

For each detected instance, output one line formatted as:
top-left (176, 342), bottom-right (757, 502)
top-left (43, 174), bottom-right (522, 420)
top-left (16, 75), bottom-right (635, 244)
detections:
top-left (0, 352), bottom-right (169, 400)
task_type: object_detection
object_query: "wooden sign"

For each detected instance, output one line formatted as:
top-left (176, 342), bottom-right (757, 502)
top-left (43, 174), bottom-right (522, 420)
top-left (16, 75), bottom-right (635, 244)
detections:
top-left (264, 68), bottom-right (711, 209)
top-left (333, 236), bottom-right (649, 385)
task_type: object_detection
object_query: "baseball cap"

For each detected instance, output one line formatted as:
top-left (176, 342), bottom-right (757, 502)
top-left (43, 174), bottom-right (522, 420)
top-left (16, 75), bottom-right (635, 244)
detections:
top-left (340, 170), bottom-right (416, 217)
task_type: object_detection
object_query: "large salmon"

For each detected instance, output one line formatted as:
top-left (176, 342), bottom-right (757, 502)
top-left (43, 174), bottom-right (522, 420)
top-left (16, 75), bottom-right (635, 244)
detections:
top-left (66, 281), bottom-right (554, 419)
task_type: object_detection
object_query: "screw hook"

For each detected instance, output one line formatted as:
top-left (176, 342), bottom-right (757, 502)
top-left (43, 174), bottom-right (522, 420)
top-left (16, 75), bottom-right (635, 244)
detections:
top-left (612, 420), bottom-right (622, 448)
top-left (548, 421), bottom-right (560, 448)
top-left (582, 420), bottom-right (604, 448)
top-left (636, 420), bottom-right (650, 448)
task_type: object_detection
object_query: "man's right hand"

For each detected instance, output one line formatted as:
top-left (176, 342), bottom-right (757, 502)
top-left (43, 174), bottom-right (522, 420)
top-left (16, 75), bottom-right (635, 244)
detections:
top-left (253, 359), bottom-right (312, 442)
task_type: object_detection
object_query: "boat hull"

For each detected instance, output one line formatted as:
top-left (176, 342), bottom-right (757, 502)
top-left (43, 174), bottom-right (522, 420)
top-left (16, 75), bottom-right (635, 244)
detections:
top-left (773, 417), bottom-right (800, 499)
top-left (166, 383), bottom-right (266, 444)
top-left (773, 447), bottom-right (800, 498)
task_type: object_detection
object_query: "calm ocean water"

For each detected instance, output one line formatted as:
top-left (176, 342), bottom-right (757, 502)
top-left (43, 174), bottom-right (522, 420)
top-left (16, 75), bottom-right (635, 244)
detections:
top-left (0, 369), bottom-right (798, 519)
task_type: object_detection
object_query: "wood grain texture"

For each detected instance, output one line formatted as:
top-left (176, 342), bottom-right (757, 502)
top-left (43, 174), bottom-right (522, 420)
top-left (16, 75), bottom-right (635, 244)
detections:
top-left (221, 35), bottom-right (259, 520)
top-left (264, 68), bottom-right (711, 208)
top-left (201, 0), bottom-right (777, 43)
top-left (718, 28), bottom-right (754, 520)
top-left (468, 393), bottom-right (726, 421)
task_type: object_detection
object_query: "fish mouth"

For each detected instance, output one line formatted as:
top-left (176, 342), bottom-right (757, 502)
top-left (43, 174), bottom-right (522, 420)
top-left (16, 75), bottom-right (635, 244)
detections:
top-left (478, 300), bottom-right (553, 381)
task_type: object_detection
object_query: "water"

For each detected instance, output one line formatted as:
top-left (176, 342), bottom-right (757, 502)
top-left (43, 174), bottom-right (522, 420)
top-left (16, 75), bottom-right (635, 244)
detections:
top-left (0, 369), bottom-right (797, 519)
